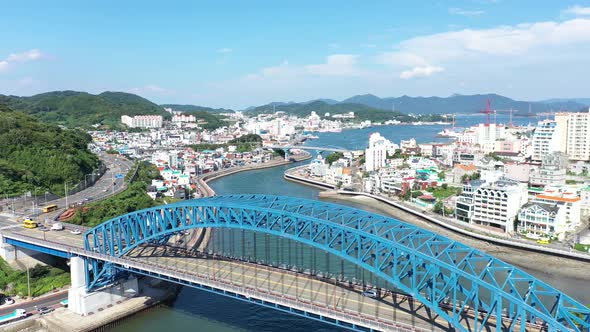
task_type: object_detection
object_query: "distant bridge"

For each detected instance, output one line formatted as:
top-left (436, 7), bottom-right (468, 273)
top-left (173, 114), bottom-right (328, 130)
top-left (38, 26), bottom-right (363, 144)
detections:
top-left (266, 145), bottom-right (351, 154)
top-left (1, 195), bottom-right (589, 331)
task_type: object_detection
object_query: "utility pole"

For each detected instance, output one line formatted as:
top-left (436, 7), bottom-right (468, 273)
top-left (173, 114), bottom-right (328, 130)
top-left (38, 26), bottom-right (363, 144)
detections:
top-left (27, 266), bottom-right (31, 298)
top-left (64, 182), bottom-right (68, 208)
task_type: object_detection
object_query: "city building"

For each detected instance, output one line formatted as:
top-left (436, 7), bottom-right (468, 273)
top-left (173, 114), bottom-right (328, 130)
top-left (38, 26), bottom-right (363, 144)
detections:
top-left (172, 114), bottom-right (197, 123)
top-left (121, 115), bottom-right (163, 128)
top-left (531, 119), bottom-right (567, 162)
top-left (455, 180), bottom-right (485, 223)
top-left (529, 152), bottom-right (568, 187)
top-left (470, 178), bottom-right (528, 233)
top-left (533, 188), bottom-right (581, 232)
top-left (517, 202), bottom-right (567, 240)
top-left (365, 133), bottom-right (387, 172)
top-left (564, 108), bottom-right (590, 161)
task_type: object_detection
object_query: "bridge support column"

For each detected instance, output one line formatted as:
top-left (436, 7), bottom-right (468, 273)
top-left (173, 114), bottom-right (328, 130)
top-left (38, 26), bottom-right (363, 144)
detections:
top-left (68, 257), bottom-right (139, 316)
top-left (283, 149), bottom-right (290, 161)
top-left (0, 234), bottom-right (16, 262)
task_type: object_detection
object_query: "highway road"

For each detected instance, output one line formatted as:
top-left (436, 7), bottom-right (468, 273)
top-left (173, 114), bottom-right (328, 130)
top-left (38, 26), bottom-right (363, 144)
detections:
top-left (1, 153), bottom-right (134, 220)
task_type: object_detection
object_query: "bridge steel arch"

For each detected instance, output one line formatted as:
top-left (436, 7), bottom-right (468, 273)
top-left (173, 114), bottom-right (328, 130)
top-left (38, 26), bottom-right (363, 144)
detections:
top-left (84, 194), bottom-right (590, 332)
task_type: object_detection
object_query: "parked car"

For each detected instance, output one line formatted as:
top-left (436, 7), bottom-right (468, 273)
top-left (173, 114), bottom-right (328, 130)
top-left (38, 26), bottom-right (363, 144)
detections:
top-left (37, 306), bottom-right (54, 315)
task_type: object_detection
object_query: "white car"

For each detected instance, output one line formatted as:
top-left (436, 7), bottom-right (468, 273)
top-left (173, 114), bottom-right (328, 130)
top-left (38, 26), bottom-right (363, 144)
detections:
top-left (70, 229), bottom-right (82, 235)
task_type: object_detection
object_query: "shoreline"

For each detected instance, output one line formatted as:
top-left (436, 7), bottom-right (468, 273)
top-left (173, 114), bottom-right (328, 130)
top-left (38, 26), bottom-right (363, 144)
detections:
top-left (285, 169), bottom-right (590, 283)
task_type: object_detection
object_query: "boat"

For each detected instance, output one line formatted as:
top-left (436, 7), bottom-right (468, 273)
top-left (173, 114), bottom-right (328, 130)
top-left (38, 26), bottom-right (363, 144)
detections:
top-left (437, 128), bottom-right (461, 138)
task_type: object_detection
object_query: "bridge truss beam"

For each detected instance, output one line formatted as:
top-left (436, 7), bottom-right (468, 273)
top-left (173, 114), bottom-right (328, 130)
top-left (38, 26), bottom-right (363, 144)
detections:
top-left (84, 194), bottom-right (590, 332)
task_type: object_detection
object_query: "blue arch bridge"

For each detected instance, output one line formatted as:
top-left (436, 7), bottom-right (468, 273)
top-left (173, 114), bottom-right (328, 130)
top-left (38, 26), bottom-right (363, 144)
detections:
top-left (1, 195), bottom-right (589, 331)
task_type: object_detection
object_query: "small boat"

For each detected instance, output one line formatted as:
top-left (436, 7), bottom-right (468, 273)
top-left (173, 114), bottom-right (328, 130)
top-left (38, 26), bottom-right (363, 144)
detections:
top-left (437, 128), bottom-right (461, 138)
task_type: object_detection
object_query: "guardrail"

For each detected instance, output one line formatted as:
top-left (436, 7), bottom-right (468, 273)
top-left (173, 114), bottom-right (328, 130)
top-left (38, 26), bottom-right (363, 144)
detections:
top-left (337, 191), bottom-right (590, 262)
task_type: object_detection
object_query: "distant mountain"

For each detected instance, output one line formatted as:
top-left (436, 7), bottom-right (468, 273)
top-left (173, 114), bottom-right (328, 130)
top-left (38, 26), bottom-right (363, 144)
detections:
top-left (0, 91), bottom-right (167, 128)
top-left (540, 98), bottom-right (590, 106)
top-left (161, 104), bottom-right (234, 114)
top-left (339, 93), bottom-right (588, 114)
top-left (303, 98), bottom-right (339, 105)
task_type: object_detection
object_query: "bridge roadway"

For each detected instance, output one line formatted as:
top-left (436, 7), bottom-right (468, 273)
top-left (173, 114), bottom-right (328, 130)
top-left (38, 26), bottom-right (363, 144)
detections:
top-left (1, 225), bottom-right (544, 332)
top-left (266, 145), bottom-right (351, 153)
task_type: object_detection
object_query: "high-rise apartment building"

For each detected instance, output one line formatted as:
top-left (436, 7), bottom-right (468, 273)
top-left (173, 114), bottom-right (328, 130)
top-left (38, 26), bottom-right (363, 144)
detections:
top-left (565, 108), bottom-right (590, 161)
top-left (531, 119), bottom-right (567, 161)
top-left (365, 133), bottom-right (388, 172)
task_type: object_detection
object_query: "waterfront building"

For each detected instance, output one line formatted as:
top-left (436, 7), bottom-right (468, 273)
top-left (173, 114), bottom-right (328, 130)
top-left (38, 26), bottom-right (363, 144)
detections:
top-left (455, 180), bottom-right (485, 223)
top-left (517, 202), bottom-right (567, 240)
top-left (533, 188), bottom-right (581, 232)
top-left (365, 133), bottom-right (388, 172)
top-left (470, 178), bottom-right (528, 233)
top-left (310, 155), bottom-right (328, 177)
top-left (121, 115), bottom-right (163, 128)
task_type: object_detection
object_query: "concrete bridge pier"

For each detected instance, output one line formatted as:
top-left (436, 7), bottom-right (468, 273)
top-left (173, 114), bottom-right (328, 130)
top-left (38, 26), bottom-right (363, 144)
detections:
top-left (282, 148), bottom-right (290, 161)
top-left (68, 257), bottom-right (139, 315)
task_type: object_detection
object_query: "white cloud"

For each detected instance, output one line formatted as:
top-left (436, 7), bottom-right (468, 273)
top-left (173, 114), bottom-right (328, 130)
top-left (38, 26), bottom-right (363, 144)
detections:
top-left (448, 8), bottom-right (485, 17)
top-left (128, 84), bottom-right (174, 95)
top-left (7, 49), bottom-right (43, 62)
top-left (0, 49), bottom-right (44, 72)
top-left (306, 54), bottom-right (361, 76)
top-left (217, 48), bottom-right (233, 54)
top-left (376, 18), bottom-right (590, 79)
top-left (400, 66), bottom-right (445, 79)
top-left (563, 6), bottom-right (590, 16)
top-left (247, 54), bottom-right (362, 80)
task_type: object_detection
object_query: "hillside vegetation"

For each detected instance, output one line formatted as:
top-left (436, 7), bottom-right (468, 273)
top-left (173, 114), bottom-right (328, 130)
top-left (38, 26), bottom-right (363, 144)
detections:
top-left (0, 91), bottom-right (167, 128)
top-left (246, 101), bottom-right (446, 122)
top-left (0, 104), bottom-right (98, 196)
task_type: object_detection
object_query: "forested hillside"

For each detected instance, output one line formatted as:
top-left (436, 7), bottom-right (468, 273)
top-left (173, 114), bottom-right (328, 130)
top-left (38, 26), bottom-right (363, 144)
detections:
top-left (0, 91), bottom-right (167, 128)
top-left (0, 104), bottom-right (99, 196)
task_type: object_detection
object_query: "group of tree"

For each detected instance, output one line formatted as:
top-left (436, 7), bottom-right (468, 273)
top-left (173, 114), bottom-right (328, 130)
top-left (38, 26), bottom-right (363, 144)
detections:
top-left (0, 258), bottom-right (70, 297)
top-left (0, 104), bottom-right (99, 197)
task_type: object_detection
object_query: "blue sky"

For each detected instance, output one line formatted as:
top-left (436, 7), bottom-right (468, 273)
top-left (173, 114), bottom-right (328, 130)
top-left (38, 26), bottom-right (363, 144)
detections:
top-left (1, 0), bottom-right (590, 109)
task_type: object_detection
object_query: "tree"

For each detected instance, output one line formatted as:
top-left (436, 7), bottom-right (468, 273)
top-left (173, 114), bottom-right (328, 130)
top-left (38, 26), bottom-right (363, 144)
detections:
top-left (438, 171), bottom-right (446, 180)
top-left (441, 183), bottom-right (448, 190)
top-left (433, 201), bottom-right (444, 215)
top-left (325, 152), bottom-right (344, 165)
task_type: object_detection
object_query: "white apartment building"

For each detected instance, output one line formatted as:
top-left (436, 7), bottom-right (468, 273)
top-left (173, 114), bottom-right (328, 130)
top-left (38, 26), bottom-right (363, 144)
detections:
top-left (565, 109), bottom-right (590, 161)
top-left (172, 114), bottom-right (196, 123)
top-left (517, 202), bottom-right (568, 240)
top-left (121, 115), bottom-right (163, 128)
top-left (531, 119), bottom-right (567, 161)
top-left (470, 178), bottom-right (528, 233)
top-left (533, 189), bottom-right (581, 231)
top-left (365, 133), bottom-right (388, 172)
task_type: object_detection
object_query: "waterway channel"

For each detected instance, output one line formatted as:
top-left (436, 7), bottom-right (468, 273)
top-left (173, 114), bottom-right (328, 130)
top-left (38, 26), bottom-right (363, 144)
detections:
top-left (113, 115), bottom-right (588, 331)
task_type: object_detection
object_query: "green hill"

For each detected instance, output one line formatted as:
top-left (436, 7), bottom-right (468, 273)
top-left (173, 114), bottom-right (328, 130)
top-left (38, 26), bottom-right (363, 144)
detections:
top-left (0, 104), bottom-right (99, 196)
top-left (245, 101), bottom-right (446, 123)
top-left (0, 91), bottom-right (167, 128)
top-left (161, 104), bottom-right (234, 113)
